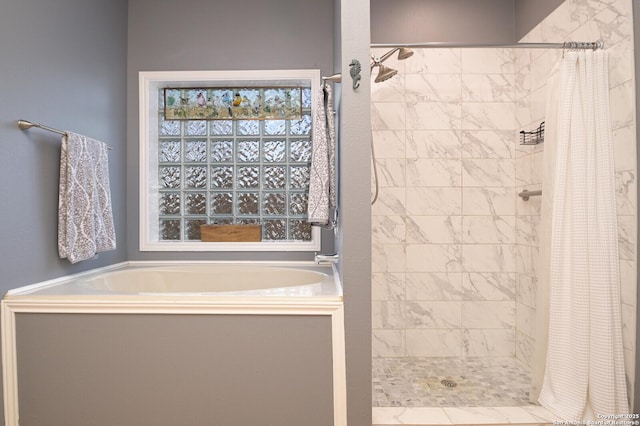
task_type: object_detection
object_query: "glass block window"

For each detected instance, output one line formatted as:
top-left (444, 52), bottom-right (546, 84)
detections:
top-left (156, 86), bottom-right (314, 243)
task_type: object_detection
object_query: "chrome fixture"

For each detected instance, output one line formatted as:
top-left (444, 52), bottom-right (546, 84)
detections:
top-left (370, 47), bottom-right (414, 83)
top-left (314, 253), bottom-right (339, 265)
top-left (518, 189), bottom-right (542, 201)
top-left (322, 73), bottom-right (342, 83)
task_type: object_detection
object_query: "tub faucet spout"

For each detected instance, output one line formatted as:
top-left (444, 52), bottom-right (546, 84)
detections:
top-left (314, 253), bottom-right (339, 265)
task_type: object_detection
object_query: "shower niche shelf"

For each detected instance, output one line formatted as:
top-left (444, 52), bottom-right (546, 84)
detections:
top-left (520, 121), bottom-right (544, 145)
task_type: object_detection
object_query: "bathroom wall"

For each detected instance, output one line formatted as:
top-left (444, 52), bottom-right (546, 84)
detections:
top-left (0, 1), bottom-right (128, 287)
top-left (371, 0), bottom-right (516, 45)
top-left (126, 0), bottom-right (335, 262)
top-left (0, 1), bottom-right (128, 423)
top-left (371, 47), bottom-right (518, 358)
top-left (514, 0), bottom-right (637, 401)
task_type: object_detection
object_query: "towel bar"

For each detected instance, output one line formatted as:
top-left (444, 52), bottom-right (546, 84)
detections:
top-left (18, 120), bottom-right (112, 150)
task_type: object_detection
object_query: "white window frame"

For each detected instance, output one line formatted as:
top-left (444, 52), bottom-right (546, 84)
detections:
top-left (139, 70), bottom-right (321, 252)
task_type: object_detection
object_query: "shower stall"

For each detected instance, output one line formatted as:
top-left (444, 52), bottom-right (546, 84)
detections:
top-left (370, 0), bottom-right (636, 420)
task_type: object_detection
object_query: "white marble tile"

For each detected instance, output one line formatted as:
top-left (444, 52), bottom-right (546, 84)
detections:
top-left (406, 158), bottom-right (461, 187)
top-left (538, 0), bottom-right (572, 42)
top-left (462, 328), bottom-right (516, 357)
top-left (406, 272), bottom-right (464, 301)
top-left (516, 273), bottom-right (538, 307)
top-left (372, 407), bottom-right (452, 425)
top-left (376, 159), bottom-right (406, 187)
top-left (515, 244), bottom-right (539, 277)
top-left (516, 331), bottom-right (535, 368)
top-left (462, 74), bottom-right (515, 102)
top-left (515, 99), bottom-right (533, 134)
top-left (615, 170), bottom-right (636, 216)
top-left (407, 187), bottom-right (461, 216)
top-left (371, 73), bottom-right (405, 103)
top-left (443, 406), bottom-right (510, 424)
top-left (497, 406), bottom-right (558, 423)
top-left (462, 301), bottom-right (516, 328)
top-left (372, 243), bottom-right (406, 273)
top-left (618, 215), bottom-right (636, 260)
top-left (406, 244), bottom-right (462, 273)
top-left (372, 102), bottom-right (406, 130)
top-left (515, 155), bottom-right (533, 187)
top-left (609, 80), bottom-right (634, 130)
top-left (406, 130), bottom-right (462, 159)
top-left (520, 405), bottom-right (561, 422)
top-left (406, 215), bottom-right (462, 244)
top-left (463, 215), bottom-right (516, 244)
top-left (406, 73), bottom-right (461, 102)
top-left (372, 329), bottom-right (405, 358)
top-left (372, 187), bottom-right (406, 216)
top-left (516, 301), bottom-right (536, 338)
top-left (461, 130), bottom-right (515, 159)
top-left (462, 159), bottom-right (515, 187)
top-left (462, 244), bottom-right (517, 273)
top-left (373, 130), bottom-right (406, 159)
top-left (529, 87), bottom-right (547, 127)
top-left (621, 302), bottom-right (636, 351)
top-left (406, 48), bottom-right (461, 75)
top-left (619, 259), bottom-right (636, 306)
top-left (461, 48), bottom-right (515, 74)
top-left (405, 301), bottom-right (462, 328)
top-left (462, 102), bottom-right (515, 131)
top-left (612, 125), bottom-right (636, 172)
top-left (462, 187), bottom-right (516, 216)
top-left (607, 35), bottom-right (634, 89)
top-left (591, 1), bottom-right (633, 47)
top-left (406, 101), bottom-right (462, 130)
top-left (373, 301), bottom-right (404, 329)
top-left (405, 329), bottom-right (462, 357)
top-left (372, 272), bottom-right (405, 301)
top-left (462, 272), bottom-right (516, 301)
top-left (372, 215), bottom-right (406, 244)
top-left (515, 215), bottom-right (540, 247)
top-left (515, 64), bottom-right (532, 100)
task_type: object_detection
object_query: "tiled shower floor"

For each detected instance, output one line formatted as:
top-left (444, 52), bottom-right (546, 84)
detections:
top-left (373, 357), bottom-right (536, 407)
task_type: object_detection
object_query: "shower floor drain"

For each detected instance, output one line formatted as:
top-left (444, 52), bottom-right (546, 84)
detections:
top-left (441, 379), bottom-right (457, 388)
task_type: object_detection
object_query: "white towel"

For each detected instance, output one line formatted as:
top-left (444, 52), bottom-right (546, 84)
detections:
top-left (58, 132), bottom-right (116, 263)
top-left (307, 84), bottom-right (336, 226)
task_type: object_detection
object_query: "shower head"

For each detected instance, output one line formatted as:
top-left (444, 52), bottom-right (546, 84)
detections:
top-left (396, 47), bottom-right (414, 60)
top-left (376, 47), bottom-right (415, 64)
top-left (373, 64), bottom-right (398, 83)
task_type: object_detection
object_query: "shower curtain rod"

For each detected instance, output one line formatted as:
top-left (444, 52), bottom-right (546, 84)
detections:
top-left (371, 40), bottom-right (604, 50)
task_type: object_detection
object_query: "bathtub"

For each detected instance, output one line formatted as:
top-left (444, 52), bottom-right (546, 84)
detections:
top-left (2, 262), bottom-right (346, 426)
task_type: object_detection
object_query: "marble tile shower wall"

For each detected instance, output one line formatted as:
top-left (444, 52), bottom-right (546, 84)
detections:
top-left (515, 0), bottom-right (637, 395)
top-left (372, 0), bottom-right (636, 374)
top-left (371, 47), bottom-right (519, 359)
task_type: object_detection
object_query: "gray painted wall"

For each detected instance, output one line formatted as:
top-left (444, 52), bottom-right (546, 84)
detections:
top-left (371, 0), bottom-right (566, 45)
top-left (0, 2), bottom-right (128, 289)
top-left (126, 0), bottom-right (335, 262)
top-left (371, 0), bottom-right (516, 44)
top-left (514, 0), bottom-right (566, 40)
top-left (337, 0), bottom-right (372, 423)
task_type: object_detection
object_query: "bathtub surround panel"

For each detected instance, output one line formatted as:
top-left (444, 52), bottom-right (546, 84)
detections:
top-left (372, 47), bottom-right (518, 359)
top-left (2, 262), bottom-right (346, 426)
top-left (15, 314), bottom-right (334, 426)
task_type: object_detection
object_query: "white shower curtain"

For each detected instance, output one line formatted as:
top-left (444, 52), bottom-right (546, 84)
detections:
top-left (537, 50), bottom-right (628, 421)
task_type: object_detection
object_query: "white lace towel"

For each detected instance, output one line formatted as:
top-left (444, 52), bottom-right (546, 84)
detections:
top-left (58, 132), bottom-right (116, 263)
top-left (307, 84), bottom-right (336, 226)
